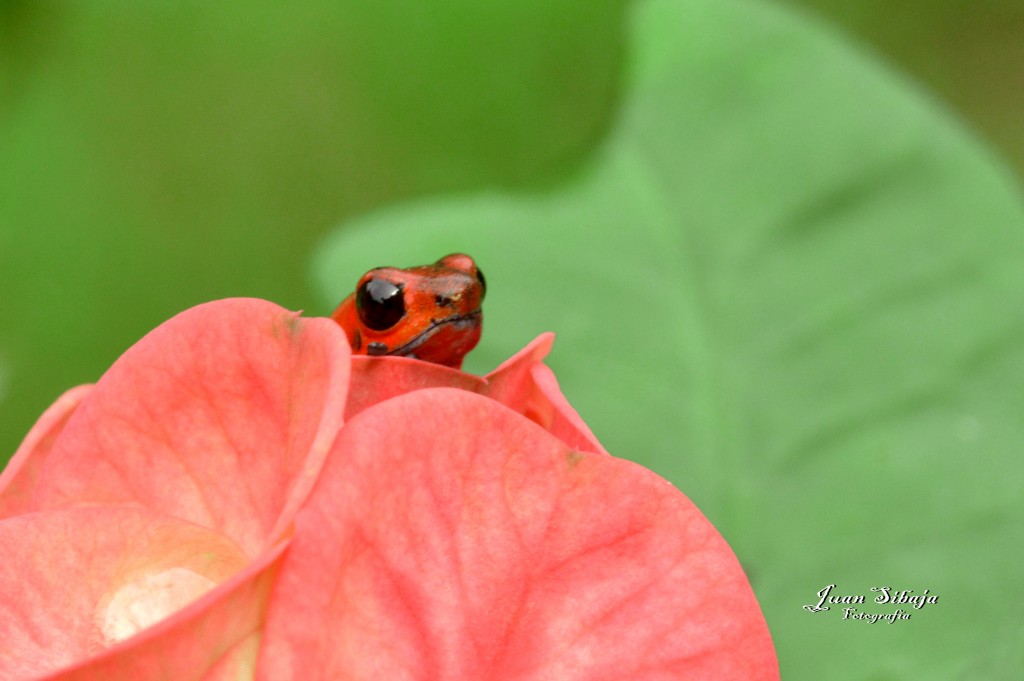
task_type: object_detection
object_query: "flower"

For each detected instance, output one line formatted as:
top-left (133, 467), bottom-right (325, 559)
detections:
top-left (0, 299), bottom-right (777, 680)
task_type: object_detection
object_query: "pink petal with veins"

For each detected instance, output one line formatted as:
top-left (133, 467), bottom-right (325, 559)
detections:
top-left (28, 299), bottom-right (350, 556)
top-left (345, 355), bottom-right (485, 419)
top-left (481, 334), bottom-right (608, 456)
top-left (345, 332), bottom-right (607, 455)
top-left (256, 389), bottom-right (777, 680)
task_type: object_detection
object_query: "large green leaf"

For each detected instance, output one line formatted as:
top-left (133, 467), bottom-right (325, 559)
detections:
top-left (314, 0), bottom-right (1024, 678)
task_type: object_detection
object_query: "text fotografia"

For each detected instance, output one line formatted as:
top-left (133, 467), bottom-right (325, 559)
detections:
top-left (803, 584), bottom-right (939, 623)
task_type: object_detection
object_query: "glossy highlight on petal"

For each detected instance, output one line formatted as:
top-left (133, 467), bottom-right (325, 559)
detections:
top-left (0, 506), bottom-right (282, 681)
top-left (99, 568), bottom-right (219, 646)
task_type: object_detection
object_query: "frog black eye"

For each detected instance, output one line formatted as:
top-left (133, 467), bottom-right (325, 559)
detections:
top-left (356, 278), bottom-right (405, 331)
top-left (475, 266), bottom-right (486, 300)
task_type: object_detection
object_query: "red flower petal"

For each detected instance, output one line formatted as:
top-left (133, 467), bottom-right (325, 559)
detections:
top-left (256, 389), bottom-right (777, 680)
top-left (0, 506), bottom-right (285, 681)
top-left (0, 385), bottom-right (93, 518)
top-left (482, 333), bottom-right (608, 456)
top-left (345, 332), bottom-right (608, 456)
top-left (345, 355), bottom-right (485, 419)
top-left (30, 299), bottom-right (350, 556)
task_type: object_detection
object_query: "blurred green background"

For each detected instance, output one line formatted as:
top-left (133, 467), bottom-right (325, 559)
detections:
top-left (3, 0), bottom-right (1023, 461)
top-left (2, 1), bottom-right (1023, 679)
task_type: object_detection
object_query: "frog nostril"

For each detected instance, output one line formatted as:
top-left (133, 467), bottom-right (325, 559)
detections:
top-left (435, 295), bottom-right (453, 308)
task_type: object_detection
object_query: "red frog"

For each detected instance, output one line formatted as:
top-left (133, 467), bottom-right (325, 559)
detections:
top-left (331, 253), bottom-right (486, 369)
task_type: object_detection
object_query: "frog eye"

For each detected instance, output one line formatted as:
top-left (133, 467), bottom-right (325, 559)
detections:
top-left (475, 266), bottom-right (486, 300)
top-left (356, 278), bottom-right (405, 331)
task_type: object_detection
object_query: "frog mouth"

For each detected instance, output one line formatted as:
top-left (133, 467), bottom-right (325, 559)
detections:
top-left (383, 309), bottom-right (482, 358)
